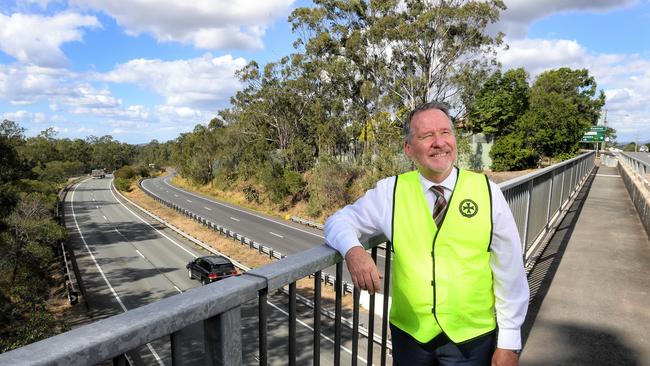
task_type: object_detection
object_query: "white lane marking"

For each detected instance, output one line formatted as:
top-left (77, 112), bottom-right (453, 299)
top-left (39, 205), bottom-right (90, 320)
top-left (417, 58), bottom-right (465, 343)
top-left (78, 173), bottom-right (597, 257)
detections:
top-left (102, 215), bottom-right (108, 221)
top-left (174, 286), bottom-right (182, 293)
top-left (204, 207), bottom-right (212, 211)
top-left (135, 249), bottom-right (145, 259)
top-left (596, 174), bottom-right (620, 177)
top-left (157, 177), bottom-right (324, 239)
top-left (96, 205), bottom-right (99, 209)
top-left (269, 232), bottom-right (283, 238)
top-left (145, 178), bottom-right (365, 362)
top-left (71, 181), bottom-right (165, 366)
top-left (166, 190), bottom-right (169, 193)
top-left (108, 182), bottom-right (198, 260)
top-left (186, 199), bottom-right (192, 203)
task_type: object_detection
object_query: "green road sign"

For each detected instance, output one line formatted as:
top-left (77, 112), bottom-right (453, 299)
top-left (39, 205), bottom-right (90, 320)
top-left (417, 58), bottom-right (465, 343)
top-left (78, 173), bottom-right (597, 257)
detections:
top-left (581, 133), bottom-right (605, 142)
top-left (581, 125), bottom-right (606, 142)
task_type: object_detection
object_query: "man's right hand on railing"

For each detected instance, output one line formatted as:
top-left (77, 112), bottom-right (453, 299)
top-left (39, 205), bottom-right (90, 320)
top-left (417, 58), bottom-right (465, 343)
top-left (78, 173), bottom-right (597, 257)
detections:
top-left (345, 246), bottom-right (381, 295)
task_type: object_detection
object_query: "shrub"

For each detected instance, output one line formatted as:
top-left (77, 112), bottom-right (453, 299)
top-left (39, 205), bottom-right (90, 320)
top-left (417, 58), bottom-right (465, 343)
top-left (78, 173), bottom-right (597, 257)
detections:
top-left (114, 166), bottom-right (136, 180)
top-left (113, 177), bottom-right (132, 192)
top-left (257, 162), bottom-right (305, 204)
top-left (490, 134), bottom-right (538, 171)
top-left (306, 157), bottom-right (356, 217)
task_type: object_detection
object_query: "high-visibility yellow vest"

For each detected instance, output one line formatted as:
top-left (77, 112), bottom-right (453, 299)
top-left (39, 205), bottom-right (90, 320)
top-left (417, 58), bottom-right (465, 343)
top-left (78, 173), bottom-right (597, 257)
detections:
top-left (390, 169), bottom-right (496, 343)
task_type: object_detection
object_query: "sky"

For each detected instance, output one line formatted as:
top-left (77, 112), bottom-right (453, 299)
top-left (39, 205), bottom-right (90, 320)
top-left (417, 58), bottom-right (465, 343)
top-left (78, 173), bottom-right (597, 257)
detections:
top-left (0, 0), bottom-right (649, 144)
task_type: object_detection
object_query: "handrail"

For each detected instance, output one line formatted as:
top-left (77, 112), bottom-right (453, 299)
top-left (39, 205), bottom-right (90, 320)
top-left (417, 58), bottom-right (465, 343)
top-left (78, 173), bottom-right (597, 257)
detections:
top-left (0, 152), bottom-right (595, 365)
top-left (619, 152), bottom-right (649, 182)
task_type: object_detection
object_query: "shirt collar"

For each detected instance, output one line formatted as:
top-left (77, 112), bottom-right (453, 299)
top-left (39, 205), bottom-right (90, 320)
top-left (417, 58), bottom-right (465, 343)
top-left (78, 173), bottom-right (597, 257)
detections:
top-left (418, 167), bottom-right (458, 194)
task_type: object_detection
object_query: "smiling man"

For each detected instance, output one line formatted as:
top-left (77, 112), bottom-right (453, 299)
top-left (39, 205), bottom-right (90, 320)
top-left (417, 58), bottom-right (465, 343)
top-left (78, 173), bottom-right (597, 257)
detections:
top-left (324, 101), bottom-right (529, 366)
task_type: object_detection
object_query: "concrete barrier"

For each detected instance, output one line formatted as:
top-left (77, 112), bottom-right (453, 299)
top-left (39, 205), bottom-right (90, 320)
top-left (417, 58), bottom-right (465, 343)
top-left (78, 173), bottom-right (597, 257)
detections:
top-left (617, 156), bottom-right (650, 239)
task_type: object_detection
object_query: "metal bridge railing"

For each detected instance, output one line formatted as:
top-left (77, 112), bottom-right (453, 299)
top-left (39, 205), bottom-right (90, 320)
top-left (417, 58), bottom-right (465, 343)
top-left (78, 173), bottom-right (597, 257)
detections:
top-left (618, 152), bottom-right (650, 238)
top-left (0, 152), bottom-right (595, 366)
top-left (619, 152), bottom-right (650, 185)
top-left (500, 151), bottom-right (595, 269)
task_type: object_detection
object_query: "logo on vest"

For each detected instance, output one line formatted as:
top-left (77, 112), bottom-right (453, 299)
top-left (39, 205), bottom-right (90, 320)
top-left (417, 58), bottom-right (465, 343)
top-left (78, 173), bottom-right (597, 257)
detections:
top-left (459, 199), bottom-right (478, 218)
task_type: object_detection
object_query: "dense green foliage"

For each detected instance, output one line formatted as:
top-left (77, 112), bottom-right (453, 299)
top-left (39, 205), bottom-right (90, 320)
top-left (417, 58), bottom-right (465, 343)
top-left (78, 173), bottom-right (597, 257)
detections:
top-left (0, 123), bottom-right (66, 351)
top-left (0, 120), bottom-right (141, 351)
top-left (113, 164), bottom-right (154, 192)
top-left (467, 68), bottom-right (606, 171)
top-left (163, 0), bottom-right (504, 211)
top-left (467, 68), bottom-right (529, 137)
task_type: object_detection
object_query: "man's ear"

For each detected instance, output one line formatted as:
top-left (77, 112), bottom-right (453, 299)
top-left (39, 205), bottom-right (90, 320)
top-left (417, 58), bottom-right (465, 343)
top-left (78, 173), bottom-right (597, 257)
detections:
top-left (404, 139), bottom-right (413, 159)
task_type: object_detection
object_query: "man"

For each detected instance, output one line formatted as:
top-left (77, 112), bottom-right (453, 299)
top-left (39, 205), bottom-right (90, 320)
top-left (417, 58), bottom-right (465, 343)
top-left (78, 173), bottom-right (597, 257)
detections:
top-left (324, 101), bottom-right (529, 366)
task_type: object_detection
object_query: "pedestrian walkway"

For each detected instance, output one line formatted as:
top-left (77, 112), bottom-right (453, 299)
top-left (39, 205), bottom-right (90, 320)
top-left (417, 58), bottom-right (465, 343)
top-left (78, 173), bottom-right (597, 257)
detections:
top-left (520, 164), bottom-right (650, 366)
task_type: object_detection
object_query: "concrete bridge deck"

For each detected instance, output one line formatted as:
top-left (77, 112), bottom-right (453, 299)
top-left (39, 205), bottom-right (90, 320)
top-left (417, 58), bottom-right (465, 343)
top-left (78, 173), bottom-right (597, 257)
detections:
top-left (521, 164), bottom-right (650, 366)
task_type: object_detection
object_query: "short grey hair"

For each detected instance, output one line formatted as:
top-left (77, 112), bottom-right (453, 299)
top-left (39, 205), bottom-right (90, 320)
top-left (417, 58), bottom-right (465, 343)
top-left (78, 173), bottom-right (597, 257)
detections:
top-left (403, 101), bottom-right (454, 142)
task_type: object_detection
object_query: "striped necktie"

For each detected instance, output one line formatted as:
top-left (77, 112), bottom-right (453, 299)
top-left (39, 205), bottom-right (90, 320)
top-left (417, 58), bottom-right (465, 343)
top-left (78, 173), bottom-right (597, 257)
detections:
top-left (431, 185), bottom-right (447, 227)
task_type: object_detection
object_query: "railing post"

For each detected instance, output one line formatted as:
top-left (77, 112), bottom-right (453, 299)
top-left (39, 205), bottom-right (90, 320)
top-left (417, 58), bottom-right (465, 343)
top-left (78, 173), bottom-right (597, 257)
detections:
top-left (546, 170), bottom-right (554, 228)
top-left (259, 289), bottom-right (268, 366)
top-left (289, 282), bottom-right (297, 366)
top-left (313, 271), bottom-right (321, 366)
top-left (172, 321), bottom-right (205, 365)
top-left (523, 180), bottom-right (533, 250)
top-left (559, 166), bottom-right (566, 211)
top-left (112, 354), bottom-right (128, 366)
top-left (204, 307), bottom-right (242, 366)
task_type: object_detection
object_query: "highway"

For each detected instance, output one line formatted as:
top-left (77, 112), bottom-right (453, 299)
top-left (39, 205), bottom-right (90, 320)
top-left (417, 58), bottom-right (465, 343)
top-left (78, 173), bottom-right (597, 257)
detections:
top-left (140, 175), bottom-right (391, 290)
top-left (626, 151), bottom-right (650, 165)
top-left (65, 176), bottom-right (376, 365)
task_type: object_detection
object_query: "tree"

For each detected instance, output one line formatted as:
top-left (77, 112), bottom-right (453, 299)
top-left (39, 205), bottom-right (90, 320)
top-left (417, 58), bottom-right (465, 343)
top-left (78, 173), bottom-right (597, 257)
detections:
top-left (288, 0), bottom-right (506, 162)
top-left (520, 68), bottom-right (605, 159)
top-left (87, 135), bottom-right (135, 171)
top-left (385, 0), bottom-right (505, 113)
top-left (467, 68), bottom-right (529, 137)
top-left (489, 132), bottom-right (538, 171)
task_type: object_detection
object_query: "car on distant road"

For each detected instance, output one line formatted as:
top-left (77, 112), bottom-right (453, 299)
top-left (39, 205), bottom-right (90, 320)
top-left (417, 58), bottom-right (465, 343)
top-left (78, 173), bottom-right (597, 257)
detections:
top-left (187, 255), bottom-right (237, 285)
top-left (91, 168), bottom-right (105, 179)
top-left (640, 145), bottom-right (649, 152)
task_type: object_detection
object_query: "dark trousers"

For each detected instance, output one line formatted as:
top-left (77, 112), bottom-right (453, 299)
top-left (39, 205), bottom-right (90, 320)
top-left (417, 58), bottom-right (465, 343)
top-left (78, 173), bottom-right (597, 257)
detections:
top-left (390, 324), bottom-right (495, 366)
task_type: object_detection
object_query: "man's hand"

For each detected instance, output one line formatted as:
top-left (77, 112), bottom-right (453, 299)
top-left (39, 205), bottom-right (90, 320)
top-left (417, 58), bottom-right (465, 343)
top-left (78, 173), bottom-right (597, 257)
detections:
top-left (492, 348), bottom-right (519, 366)
top-left (345, 246), bottom-right (381, 294)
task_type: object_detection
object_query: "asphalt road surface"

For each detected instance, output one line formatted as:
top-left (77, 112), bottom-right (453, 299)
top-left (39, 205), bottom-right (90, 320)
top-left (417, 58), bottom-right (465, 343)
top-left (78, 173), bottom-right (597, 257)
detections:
top-left (625, 151), bottom-right (650, 165)
top-left (140, 175), bottom-right (391, 291)
top-left (65, 176), bottom-right (381, 365)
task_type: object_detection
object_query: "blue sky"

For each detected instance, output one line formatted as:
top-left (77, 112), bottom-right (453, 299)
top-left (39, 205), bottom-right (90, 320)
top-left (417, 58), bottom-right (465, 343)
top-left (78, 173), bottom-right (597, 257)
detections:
top-left (1, 0), bottom-right (649, 144)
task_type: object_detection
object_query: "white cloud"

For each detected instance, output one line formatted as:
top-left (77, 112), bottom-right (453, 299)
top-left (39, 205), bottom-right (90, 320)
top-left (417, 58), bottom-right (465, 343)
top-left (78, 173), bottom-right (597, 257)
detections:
top-left (0, 63), bottom-right (76, 104)
top-left (44, 83), bottom-right (124, 118)
top-left (99, 53), bottom-right (247, 108)
top-left (1, 110), bottom-right (46, 124)
top-left (496, 0), bottom-right (637, 38)
top-left (52, 126), bottom-right (68, 133)
top-left (0, 12), bottom-right (100, 67)
top-left (499, 39), bottom-right (588, 76)
top-left (70, 0), bottom-right (294, 50)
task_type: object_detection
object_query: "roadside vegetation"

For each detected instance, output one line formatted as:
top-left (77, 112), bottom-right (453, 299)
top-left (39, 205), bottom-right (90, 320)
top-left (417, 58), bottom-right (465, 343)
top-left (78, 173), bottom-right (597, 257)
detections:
top-left (132, 1), bottom-right (609, 220)
top-left (1, 0), bottom-right (619, 352)
top-left (0, 120), bottom-right (138, 352)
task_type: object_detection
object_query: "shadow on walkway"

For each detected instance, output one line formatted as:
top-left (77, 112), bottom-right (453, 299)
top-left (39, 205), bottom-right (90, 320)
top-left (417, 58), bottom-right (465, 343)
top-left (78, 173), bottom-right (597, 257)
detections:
top-left (522, 167), bottom-right (598, 346)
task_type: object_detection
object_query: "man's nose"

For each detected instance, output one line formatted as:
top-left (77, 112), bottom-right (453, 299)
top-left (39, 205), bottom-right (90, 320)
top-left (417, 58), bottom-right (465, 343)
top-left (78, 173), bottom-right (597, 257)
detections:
top-left (430, 133), bottom-right (443, 147)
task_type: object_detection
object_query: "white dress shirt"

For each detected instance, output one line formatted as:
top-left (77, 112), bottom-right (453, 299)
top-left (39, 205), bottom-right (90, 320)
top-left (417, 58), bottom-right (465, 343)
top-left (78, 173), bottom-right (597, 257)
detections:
top-left (324, 168), bottom-right (529, 350)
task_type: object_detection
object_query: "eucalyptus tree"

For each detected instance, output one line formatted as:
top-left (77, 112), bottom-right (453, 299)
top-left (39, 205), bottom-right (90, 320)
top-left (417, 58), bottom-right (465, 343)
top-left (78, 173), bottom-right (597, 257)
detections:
top-left (519, 67), bottom-right (605, 158)
top-left (467, 68), bottom-right (530, 137)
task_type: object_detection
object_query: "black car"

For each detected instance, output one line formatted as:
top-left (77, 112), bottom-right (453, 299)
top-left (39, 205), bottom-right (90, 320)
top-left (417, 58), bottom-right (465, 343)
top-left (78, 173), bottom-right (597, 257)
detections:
top-left (187, 255), bottom-right (237, 285)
